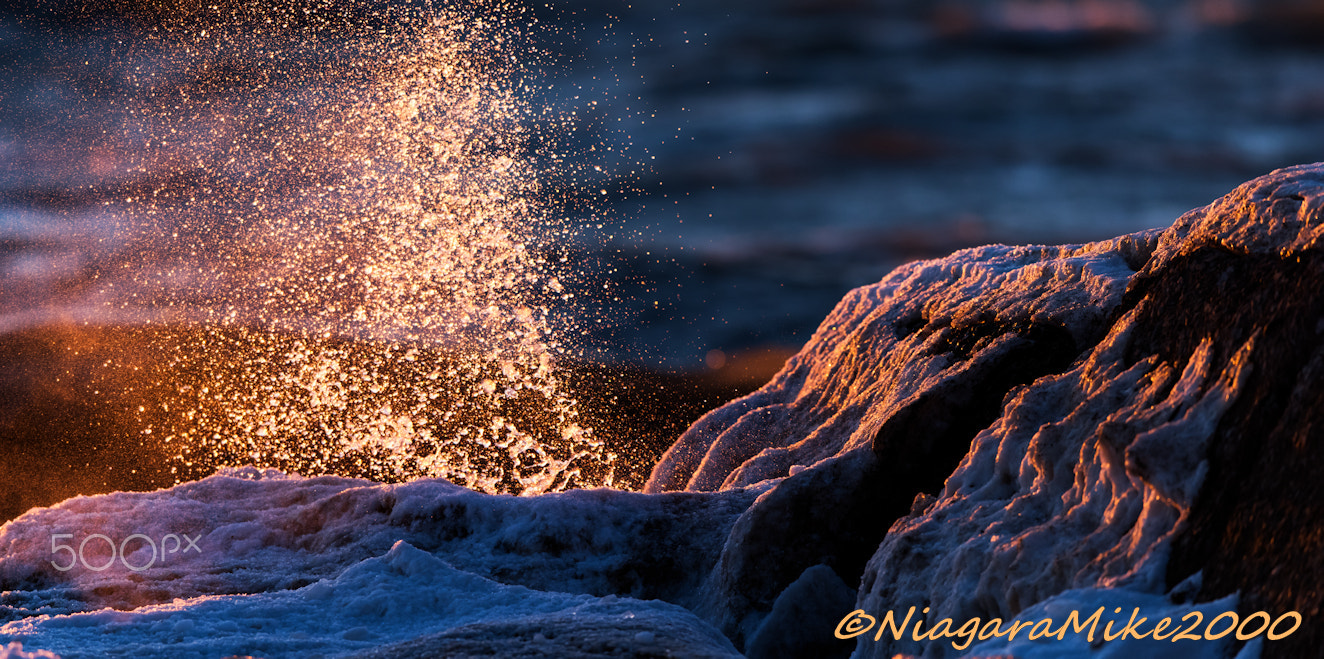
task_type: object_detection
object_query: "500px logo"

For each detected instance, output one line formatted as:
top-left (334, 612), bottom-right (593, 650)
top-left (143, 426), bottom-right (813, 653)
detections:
top-left (50, 533), bottom-right (202, 572)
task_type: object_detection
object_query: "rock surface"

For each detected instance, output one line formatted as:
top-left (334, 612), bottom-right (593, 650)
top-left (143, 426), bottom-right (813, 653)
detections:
top-left (4, 164), bottom-right (1324, 657)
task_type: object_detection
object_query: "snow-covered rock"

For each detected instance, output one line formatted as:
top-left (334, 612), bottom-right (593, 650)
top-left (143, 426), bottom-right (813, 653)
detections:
top-left (4, 164), bottom-right (1323, 658)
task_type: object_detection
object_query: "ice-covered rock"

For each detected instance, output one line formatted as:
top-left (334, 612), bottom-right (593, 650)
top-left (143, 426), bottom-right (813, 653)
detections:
top-left (0, 468), bottom-right (752, 657)
top-left (650, 221), bottom-right (1158, 650)
top-left (3, 164), bottom-right (1323, 658)
top-left (652, 163), bottom-right (1324, 657)
top-left (1, 537), bottom-right (740, 659)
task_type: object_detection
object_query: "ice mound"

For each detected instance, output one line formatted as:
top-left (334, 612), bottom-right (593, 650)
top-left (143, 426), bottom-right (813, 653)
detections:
top-left (0, 468), bottom-right (750, 657)
top-left (5, 164), bottom-right (1324, 657)
top-left (648, 163), bottom-right (1324, 657)
top-left (2, 536), bottom-right (740, 658)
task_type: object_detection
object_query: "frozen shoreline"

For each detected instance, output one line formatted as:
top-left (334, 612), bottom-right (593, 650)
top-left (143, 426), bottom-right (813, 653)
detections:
top-left (5, 164), bottom-right (1324, 657)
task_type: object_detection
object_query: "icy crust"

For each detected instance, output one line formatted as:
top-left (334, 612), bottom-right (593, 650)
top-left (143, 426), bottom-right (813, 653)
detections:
top-left (1146, 162), bottom-right (1324, 267)
top-left (0, 468), bottom-right (752, 657)
top-left (1, 541), bottom-right (739, 659)
top-left (853, 313), bottom-right (1255, 658)
top-left (646, 234), bottom-right (1151, 493)
top-left (0, 468), bottom-right (754, 610)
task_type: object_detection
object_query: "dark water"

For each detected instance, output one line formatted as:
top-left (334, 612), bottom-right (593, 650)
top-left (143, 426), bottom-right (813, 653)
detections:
top-left (581, 0), bottom-right (1324, 365)
top-left (5, 1), bottom-right (1324, 367)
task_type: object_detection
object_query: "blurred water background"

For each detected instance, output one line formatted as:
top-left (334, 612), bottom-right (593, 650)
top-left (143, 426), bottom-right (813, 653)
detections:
top-left (5, 0), bottom-right (1324, 369)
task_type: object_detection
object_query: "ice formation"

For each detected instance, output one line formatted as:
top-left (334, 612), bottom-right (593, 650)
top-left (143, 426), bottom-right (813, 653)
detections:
top-left (5, 164), bottom-right (1324, 657)
top-left (0, 468), bottom-right (750, 658)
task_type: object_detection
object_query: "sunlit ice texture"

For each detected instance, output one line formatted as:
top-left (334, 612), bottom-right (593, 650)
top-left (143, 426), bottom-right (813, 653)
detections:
top-left (17, 0), bottom-right (617, 494)
top-left (5, 165), bottom-right (1324, 658)
top-left (645, 163), bottom-right (1324, 658)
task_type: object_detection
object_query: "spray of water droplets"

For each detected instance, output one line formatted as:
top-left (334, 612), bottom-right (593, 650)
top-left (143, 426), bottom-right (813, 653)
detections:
top-left (109, 1), bottom-right (614, 493)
